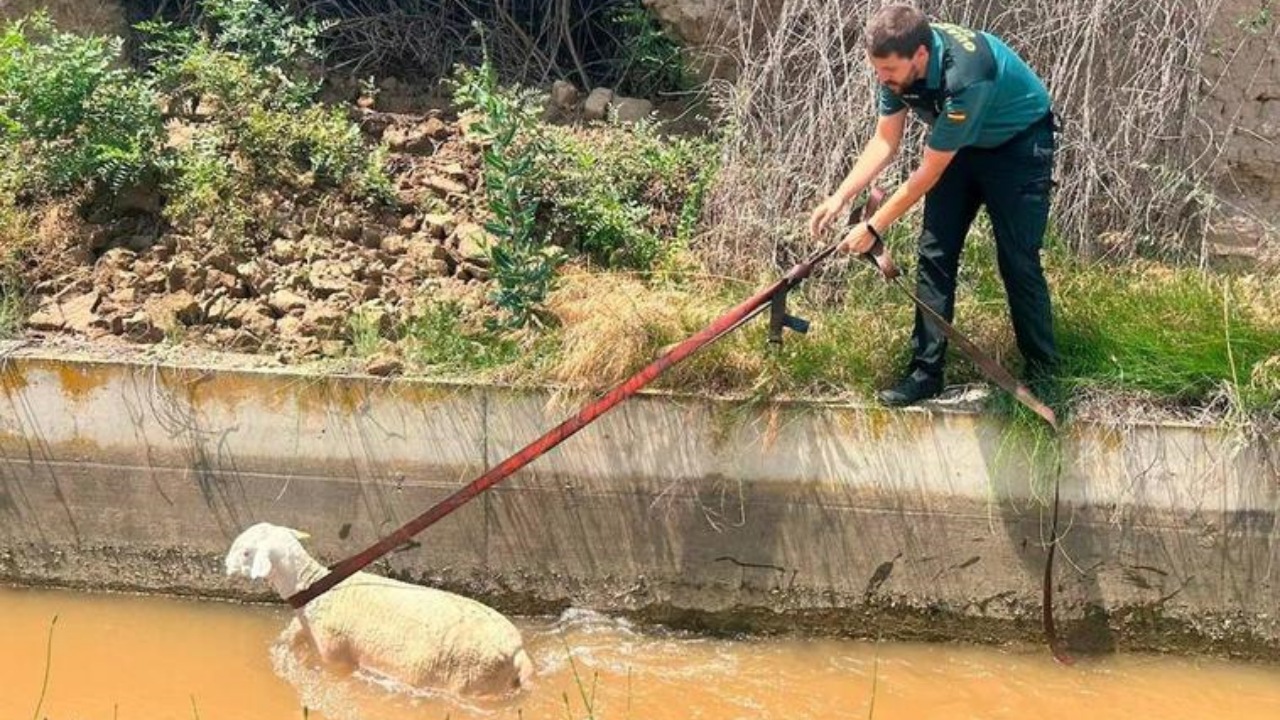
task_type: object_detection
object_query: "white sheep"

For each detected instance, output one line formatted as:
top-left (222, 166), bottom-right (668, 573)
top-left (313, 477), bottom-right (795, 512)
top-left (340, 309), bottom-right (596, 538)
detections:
top-left (225, 522), bottom-right (534, 697)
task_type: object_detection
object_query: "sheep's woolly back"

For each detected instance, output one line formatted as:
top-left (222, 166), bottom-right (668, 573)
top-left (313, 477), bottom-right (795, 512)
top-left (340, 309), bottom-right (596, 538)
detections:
top-left (306, 572), bottom-right (528, 695)
top-left (226, 523), bottom-right (530, 697)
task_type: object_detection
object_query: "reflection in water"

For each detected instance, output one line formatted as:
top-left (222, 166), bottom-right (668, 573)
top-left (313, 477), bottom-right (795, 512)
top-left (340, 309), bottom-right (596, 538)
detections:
top-left (3, 586), bottom-right (1279, 720)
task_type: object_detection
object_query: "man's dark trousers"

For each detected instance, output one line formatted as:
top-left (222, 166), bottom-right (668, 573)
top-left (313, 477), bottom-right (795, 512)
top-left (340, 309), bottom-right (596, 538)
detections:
top-left (910, 113), bottom-right (1059, 381)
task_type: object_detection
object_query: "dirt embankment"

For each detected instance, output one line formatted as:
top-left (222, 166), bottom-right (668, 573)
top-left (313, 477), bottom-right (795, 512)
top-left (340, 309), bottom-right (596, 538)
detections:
top-left (20, 101), bottom-right (503, 371)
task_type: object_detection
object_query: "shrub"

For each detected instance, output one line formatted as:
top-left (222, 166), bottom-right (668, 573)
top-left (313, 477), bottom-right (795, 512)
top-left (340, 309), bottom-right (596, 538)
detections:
top-left (202, 0), bottom-right (330, 75)
top-left (139, 0), bottom-right (329, 111)
top-left (610, 1), bottom-right (694, 97)
top-left (404, 300), bottom-right (520, 371)
top-left (540, 121), bottom-right (717, 270)
top-left (238, 104), bottom-right (370, 189)
top-left (0, 13), bottom-right (164, 195)
top-left (0, 193), bottom-right (34, 338)
top-left (453, 32), bottom-right (563, 329)
top-left (143, 38), bottom-right (279, 117)
top-left (160, 129), bottom-right (248, 243)
top-left (137, 0), bottom-right (390, 235)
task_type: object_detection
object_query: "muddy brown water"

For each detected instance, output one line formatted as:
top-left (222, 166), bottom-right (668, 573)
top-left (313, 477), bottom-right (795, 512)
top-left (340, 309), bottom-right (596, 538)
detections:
top-left (3, 586), bottom-right (1279, 720)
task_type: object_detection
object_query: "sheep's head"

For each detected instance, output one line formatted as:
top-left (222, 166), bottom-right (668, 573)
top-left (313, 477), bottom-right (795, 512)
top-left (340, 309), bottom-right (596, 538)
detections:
top-left (225, 522), bottom-right (312, 590)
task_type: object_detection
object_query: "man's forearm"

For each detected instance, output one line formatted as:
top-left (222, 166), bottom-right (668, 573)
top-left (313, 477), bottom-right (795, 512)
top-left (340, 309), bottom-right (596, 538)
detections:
top-left (867, 181), bottom-right (924, 232)
top-left (867, 151), bottom-right (953, 232)
top-left (834, 137), bottom-right (898, 205)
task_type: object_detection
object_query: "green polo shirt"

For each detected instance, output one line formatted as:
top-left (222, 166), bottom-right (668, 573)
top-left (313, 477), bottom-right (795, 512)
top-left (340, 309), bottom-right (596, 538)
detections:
top-left (877, 23), bottom-right (1050, 151)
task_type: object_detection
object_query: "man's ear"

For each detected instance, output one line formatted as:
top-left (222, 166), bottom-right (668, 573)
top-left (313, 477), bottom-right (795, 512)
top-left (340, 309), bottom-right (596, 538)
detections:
top-left (249, 548), bottom-right (273, 580)
top-left (914, 44), bottom-right (929, 68)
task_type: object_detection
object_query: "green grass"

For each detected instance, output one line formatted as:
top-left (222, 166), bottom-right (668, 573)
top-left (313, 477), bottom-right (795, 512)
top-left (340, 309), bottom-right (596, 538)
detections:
top-left (403, 300), bottom-right (526, 374)
top-left (1054, 262), bottom-right (1280, 410)
top-left (347, 309), bottom-right (383, 358)
top-left (0, 196), bottom-right (32, 340)
top-left (0, 278), bottom-right (24, 339)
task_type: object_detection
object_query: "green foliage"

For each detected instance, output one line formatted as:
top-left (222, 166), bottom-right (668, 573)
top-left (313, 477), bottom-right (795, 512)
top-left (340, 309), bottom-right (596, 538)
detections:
top-left (1237, 0), bottom-right (1274, 32)
top-left (136, 0), bottom-right (389, 235)
top-left (238, 104), bottom-right (369, 188)
top-left (611, 1), bottom-right (693, 96)
top-left (646, 248), bottom-right (1280, 419)
top-left (453, 29), bottom-right (563, 329)
top-left (541, 121), bottom-right (717, 270)
top-left (348, 308), bottom-right (383, 357)
top-left (0, 13), bottom-right (164, 195)
top-left (202, 0), bottom-right (331, 73)
top-left (0, 278), bottom-right (22, 339)
top-left (0, 194), bottom-right (33, 338)
top-left (677, 154), bottom-right (717, 247)
top-left (451, 21), bottom-right (713, 325)
top-left (143, 37), bottom-right (281, 115)
top-left (160, 130), bottom-right (248, 244)
top-left (139, 0), bottom-right (329, 110)
top-left (356, 143), bottom-right (396, 204)
top-left (405, 300), bottom-right (520, 370)
top-left (765, 280), bottom-right (911, 395)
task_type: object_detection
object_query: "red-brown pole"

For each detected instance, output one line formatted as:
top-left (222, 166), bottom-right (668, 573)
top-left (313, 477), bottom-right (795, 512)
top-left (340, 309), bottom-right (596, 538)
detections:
top-left (286, 191), bottom-right (886, 609)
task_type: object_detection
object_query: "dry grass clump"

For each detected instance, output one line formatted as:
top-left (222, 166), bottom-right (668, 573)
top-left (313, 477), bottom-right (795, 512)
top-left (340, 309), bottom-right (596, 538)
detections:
top-left (543, 268), bottom-right (812, 395)
top-left (1234, 273), bottom-right (1280, 333)
top-left (0, 196), bottom-right (88, 282)
top-left (1250, 355), bottom-right (1280, 397)
top-left (541, 265), bottom-right (916, 399)
top-left (544, 271), bottom-right (711, 388)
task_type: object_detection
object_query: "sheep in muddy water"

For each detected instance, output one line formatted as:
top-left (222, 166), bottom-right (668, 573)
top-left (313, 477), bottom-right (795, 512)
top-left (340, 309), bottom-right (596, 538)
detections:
top-left (225, 522), bottom-right (534, 697)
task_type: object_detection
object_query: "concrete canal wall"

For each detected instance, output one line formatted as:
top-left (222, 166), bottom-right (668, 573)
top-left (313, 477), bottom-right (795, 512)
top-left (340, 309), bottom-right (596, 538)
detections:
top-left (1, 342), bottom-right (1277, 658)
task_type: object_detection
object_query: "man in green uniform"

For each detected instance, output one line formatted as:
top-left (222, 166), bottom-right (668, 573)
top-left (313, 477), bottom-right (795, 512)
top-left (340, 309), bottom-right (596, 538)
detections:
top-left (810, 4), bottom-right (1059, 406)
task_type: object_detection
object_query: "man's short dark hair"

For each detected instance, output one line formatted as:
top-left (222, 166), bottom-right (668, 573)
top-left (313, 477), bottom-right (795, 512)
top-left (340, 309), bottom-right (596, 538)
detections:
top-left (865, 5), bottom-right (931, 58)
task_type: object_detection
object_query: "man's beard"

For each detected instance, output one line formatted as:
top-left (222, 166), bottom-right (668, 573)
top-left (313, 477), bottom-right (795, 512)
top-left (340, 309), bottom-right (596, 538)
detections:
top-left (887, 65), bottom-right (921, 93)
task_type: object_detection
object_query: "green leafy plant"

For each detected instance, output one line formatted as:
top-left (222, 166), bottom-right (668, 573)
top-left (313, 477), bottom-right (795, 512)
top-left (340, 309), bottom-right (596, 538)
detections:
top-left (453, 25), bottom-right (563, 329)
top-left (0, 13), bottom-right (164, 195)
top-left (611, 1), bottom-right (693, 97)
top-left (202, 0), bottom-right (331, 72)
top-left (0, 278), bottom-right (23, 338)
top-left (139, 0), bottom-right (330, 110)
top-left (348, 308), bottom-right (384, 358)
top-left (356, 142), bottom-right (396, 205)
top-left (405, 300), bottom-right (519, 370)
top-left (541, 120), bottom-right (716, 270)
top-left (160, 129), bottom-right (248, 244)
top-left (0, 152), bottom-right (33, 337)
top-left (676, 152), bottom-right (717, 247)
top-left (1237, 0), bottom-right (1274, 32)
top-left (238, 104), bottom-right (369, 188)
top-left (137, 0), bottom-right (388, 232)
top-left (141, 35), bottom-right (275, 116)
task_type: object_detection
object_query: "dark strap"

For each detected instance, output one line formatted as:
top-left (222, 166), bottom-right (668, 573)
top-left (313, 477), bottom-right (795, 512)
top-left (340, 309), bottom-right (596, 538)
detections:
top-left (861, 225), bottom-right (901, 281)
top-left (860, 234), bottom-right (1056, 429)
top-left (1043, 463), bottom-right (1073, 665)
top-left (859, 237), bottom-right (1070, 664)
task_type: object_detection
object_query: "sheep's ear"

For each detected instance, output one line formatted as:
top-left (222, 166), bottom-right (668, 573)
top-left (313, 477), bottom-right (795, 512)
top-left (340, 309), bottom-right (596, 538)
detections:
top-left (288, 528), bottom-right (311, 541)
top-left (249, 548), bottom-right (273, 580)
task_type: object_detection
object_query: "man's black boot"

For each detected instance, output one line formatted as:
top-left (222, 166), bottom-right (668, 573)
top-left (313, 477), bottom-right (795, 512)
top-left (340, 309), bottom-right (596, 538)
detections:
top-left (876, 369), bottom-right (944, 407)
